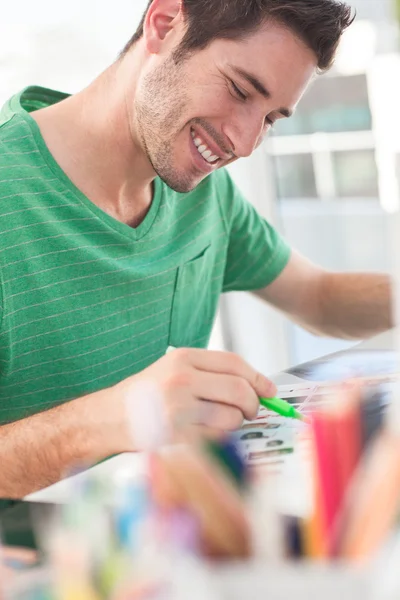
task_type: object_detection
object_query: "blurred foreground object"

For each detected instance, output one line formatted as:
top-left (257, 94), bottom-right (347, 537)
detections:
top-left (151, 443), bottom-right (251, 559)
top-left (307, 377), bottom-right (400, 562)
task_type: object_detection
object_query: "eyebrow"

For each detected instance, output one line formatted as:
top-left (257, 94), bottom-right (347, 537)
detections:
top-left (230, 66), bottom-right (293, 118)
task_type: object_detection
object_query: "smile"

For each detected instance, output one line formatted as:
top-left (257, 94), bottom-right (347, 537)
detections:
top-left (190, 128), bottom-right (221, 165)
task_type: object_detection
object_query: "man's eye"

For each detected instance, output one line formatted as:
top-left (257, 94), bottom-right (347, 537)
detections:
top-left (230, 80), bottom-right (247, 101)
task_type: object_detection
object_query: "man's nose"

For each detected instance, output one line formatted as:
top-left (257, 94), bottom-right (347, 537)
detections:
top-left (223, 112), bottom-right (265, 159)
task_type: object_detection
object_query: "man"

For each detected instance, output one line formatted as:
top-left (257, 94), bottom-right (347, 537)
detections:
top-left (0, 0), bottom-right (392, 497)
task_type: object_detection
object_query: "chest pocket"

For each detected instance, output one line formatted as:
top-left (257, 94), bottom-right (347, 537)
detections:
top-left (169, 245), bottom-right (217, 348)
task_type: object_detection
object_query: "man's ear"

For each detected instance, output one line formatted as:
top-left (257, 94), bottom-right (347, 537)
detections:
top-left (144, 0), bottom-right (183, 54)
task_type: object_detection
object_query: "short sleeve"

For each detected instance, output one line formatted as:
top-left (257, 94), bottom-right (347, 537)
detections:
top-left (217, 169), bottom-right (291, 293)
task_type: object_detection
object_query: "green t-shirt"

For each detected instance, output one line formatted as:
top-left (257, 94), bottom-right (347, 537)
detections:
top-left (0, 86), bottom-right (290, 425)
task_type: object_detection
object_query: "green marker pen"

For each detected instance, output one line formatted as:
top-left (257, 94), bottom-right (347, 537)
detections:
top-left (167, 346), bottom-right (305, 422)
top-left (259, 396), bottom-right (305, 421)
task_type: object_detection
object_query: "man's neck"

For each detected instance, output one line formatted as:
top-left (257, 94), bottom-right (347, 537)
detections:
top-left (32, 62), bottom-right (156, 227)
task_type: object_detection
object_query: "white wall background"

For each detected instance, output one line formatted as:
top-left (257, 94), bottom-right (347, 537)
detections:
top-left (1, 2), bottom-right (149, 99)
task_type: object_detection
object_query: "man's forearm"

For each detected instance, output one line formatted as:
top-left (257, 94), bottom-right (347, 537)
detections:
top-left (0, 386), bottom-right (129, 498)
top-left (318, 272), bottom-right (393, 340)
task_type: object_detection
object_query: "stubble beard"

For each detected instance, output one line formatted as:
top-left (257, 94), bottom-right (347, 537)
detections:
top-left (135, 58), bottom-right (199, 193)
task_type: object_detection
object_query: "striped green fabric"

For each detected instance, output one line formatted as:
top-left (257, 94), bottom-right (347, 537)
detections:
top-left (0, 86), bottom-right (290, 425)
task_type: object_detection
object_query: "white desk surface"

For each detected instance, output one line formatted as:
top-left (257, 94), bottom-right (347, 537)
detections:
top-left (26, 329), bottom-right (397, 505)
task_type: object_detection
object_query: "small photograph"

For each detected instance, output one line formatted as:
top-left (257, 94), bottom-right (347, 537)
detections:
top-left (240, 422), bottom-right (271, 431)
top-left (266, 440), bottom-right (284, 448)
top-left (237, 423), bottom-right (282, 441)
top-left (240, 431), bottom-right (269, 441)
top-left (278, 395), bottom-right (308, 406)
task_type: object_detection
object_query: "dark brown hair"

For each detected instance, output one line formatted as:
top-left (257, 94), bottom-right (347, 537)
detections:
top-left (121, 0), bottom-right (355, 72)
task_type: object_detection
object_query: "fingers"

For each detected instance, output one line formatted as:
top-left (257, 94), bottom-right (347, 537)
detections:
top-left (136, 348), bottom-right (277, 440)
top-left (197, 400), bottom-right (245, 431)
top-left (168, 401), bottom-right (242, 441)
top-left (172, 348), bottom-right (277, 399)
top-left (161, 389), bottom-right (234, 440)
top-left (193, 373), bottom-right (259, 421)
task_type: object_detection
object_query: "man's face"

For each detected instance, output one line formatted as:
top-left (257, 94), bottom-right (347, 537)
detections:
top-left (134, 21), bottom-right (317, 193)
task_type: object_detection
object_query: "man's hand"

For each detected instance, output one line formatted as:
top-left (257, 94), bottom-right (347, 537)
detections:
top-left (119, 348), bottom-right (277, 440)
top-left (0, 348), bottom-right (276, 497)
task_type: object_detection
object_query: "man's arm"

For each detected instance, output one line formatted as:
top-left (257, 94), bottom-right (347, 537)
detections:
top-left (0, 349), bottom-right (276, 499)
top-left (255, 250), bottom-right (393, 340)
top-left (0, 387), bottom-right (130, 499)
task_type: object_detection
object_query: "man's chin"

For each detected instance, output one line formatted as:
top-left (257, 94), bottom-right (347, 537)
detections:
top-left (157, 171), bottom-right (208, 194)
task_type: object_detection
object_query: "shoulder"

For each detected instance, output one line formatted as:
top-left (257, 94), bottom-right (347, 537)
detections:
top-left (0, 115), bottom-right (44, 218)
top-left (0, 113), bottom-right (34, 160)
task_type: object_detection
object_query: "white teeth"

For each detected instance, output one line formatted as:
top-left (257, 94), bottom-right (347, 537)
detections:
top-left (191, 129), bottom-right (220, 164)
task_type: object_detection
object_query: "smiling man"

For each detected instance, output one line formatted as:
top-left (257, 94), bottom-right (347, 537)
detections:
top-left (0, 0), bottom-right (392, 496)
